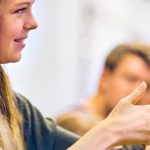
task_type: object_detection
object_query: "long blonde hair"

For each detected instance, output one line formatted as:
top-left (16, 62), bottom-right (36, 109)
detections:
top-left (0, 66), bottom-right (25, 150)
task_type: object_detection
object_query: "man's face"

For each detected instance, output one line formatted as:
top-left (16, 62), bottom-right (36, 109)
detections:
top-left (101, 54), bottom-right (150, 111)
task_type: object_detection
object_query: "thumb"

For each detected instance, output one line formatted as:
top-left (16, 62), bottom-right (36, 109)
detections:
top-left (123, 81), bottom-right (147, 105)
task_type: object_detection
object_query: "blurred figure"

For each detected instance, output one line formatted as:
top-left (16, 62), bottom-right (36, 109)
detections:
top-left (56, 42), bottom-right (150, 136)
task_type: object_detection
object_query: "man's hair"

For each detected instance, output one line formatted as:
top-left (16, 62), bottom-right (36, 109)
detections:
top-left (104, 43), bottom-right (150, 71)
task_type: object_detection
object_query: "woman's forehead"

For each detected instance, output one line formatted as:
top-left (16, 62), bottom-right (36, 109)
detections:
top-left (5, 0), bottom-right (34, 5)
top-left (0, 0), bottom-right (35, 10)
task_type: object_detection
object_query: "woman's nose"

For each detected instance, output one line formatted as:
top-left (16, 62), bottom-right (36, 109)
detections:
top-left (24, 14), bottom-right (38, 30)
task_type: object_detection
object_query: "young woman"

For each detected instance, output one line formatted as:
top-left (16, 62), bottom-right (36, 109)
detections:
top-left (0, 0), bottom-right (150, 150)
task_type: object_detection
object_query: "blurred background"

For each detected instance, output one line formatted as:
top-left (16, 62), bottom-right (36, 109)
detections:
top-left (6, 0), bottom-right (150, 117)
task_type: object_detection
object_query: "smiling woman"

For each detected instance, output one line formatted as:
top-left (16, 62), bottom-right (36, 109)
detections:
top-left (0, 0), bottom-right (37, 64)
top-left (0, 0), bottom-right (37, 149)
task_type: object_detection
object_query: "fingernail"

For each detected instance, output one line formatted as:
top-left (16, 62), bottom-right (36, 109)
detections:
top-left (138, 81), bottom-right (147, 90)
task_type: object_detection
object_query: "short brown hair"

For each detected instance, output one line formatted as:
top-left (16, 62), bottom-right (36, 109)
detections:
top-left (105, 43), bottom-right (150, 71)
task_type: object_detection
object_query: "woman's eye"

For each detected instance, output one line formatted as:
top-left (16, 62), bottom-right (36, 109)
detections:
top-left (15, 8), bottom-right (26, 14)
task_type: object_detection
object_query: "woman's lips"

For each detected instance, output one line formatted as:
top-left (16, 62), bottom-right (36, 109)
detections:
top-left (14, 38), bottom-right (26, 48)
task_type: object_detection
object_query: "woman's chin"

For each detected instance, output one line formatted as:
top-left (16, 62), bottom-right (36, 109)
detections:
top-left (11, 57), bottom-right (22, 63)
top-left (12, 54), bottom-right (22, 62)
top-left (2, 56), bottom-right (22, 64)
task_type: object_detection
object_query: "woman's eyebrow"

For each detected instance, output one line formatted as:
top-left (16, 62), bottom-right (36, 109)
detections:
top-left (15, 2), bottom-right (30, 7)
top-left (15, 0), bottom-right (35, 7)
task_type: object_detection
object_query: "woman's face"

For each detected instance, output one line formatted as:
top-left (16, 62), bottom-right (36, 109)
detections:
top-left (0, 0), bottom-right (37, 63)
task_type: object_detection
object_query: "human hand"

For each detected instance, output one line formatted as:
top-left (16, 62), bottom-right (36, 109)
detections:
top-left (68, 82), bottom-right (150, 150)
top-left (104, 81), bottom-right (150, 146)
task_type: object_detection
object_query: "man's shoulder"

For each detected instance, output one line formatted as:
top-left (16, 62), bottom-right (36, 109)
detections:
top-left (56, 106), bottom-right (100, 135)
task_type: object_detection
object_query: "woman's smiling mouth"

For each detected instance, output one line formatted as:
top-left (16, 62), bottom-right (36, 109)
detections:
top-left (14, 37), bottom-right (27, 48)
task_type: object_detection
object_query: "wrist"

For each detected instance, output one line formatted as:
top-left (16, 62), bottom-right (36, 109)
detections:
top-left (68, 120), bottom-right (121, 150)
top-left (95, 120), bottom-right (121, 149)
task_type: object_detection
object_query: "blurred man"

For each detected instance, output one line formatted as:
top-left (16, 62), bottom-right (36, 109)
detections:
top-left (56, 43), bottom-right (150, 136)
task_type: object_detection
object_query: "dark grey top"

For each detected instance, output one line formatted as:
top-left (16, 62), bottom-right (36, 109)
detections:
top-left (15, 93), bottom-right (79, 150)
